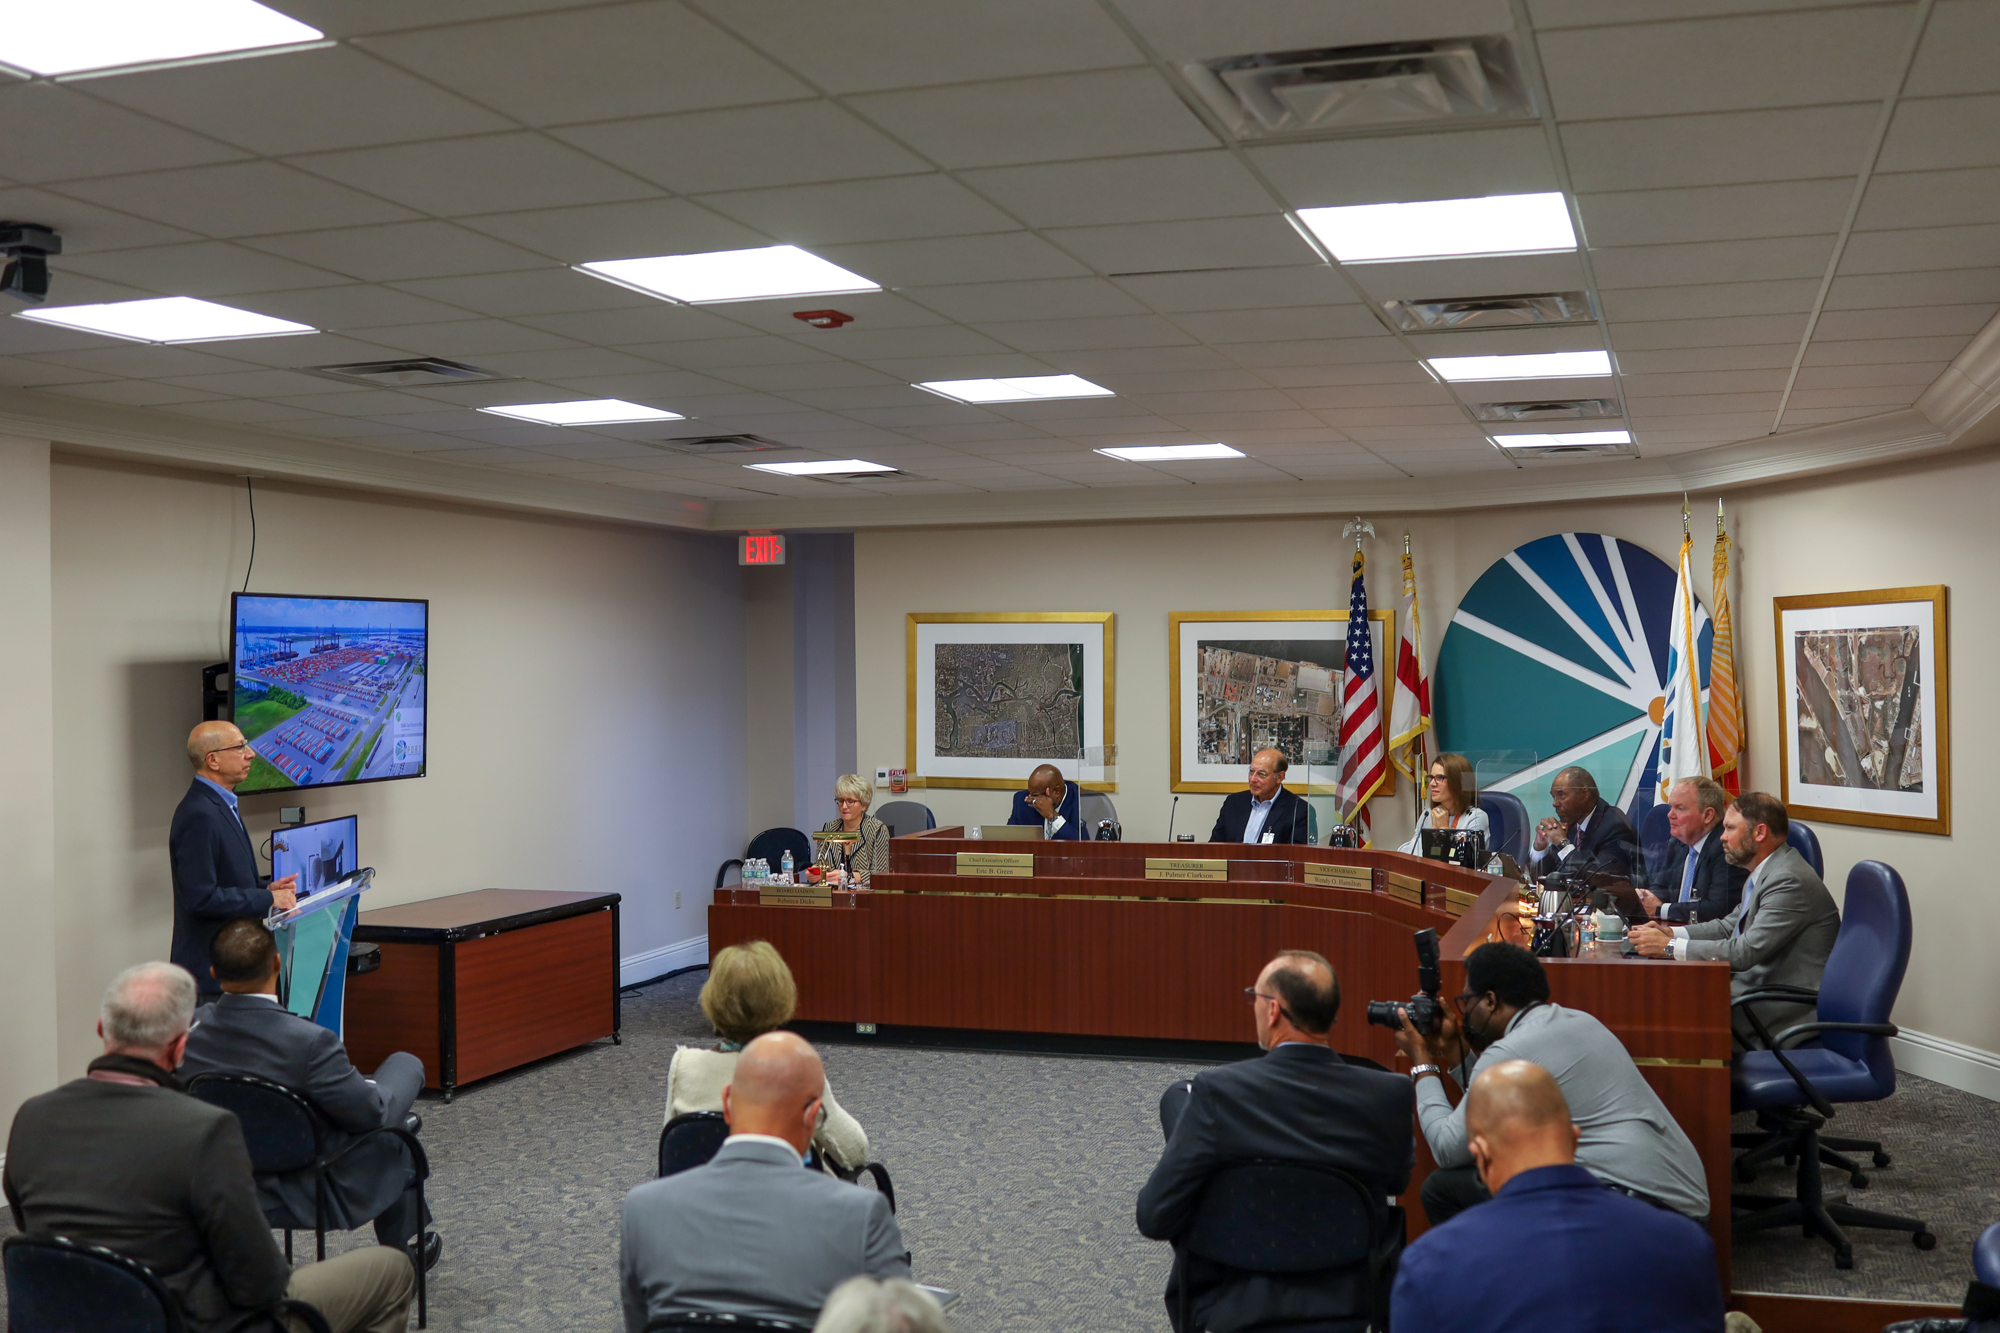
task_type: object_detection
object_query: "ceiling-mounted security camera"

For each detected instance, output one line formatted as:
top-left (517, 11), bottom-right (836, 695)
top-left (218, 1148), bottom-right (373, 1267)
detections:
top-left (0, 223), bottom-right (62, 305)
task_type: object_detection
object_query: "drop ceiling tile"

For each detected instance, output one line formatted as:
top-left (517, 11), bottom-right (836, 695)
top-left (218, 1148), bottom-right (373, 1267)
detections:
top-left (1590, 235), bottom-right (1836, 287)
top-left (552, 103), bottom-right (928, 195)
top-left (956, 151), bottom-right (1270, 229)
top-left (1173, 306), bottom-right (1385, 344)
top-left (857, 353), bottom-right (1059, 380)
top-left (25, 344), bottom-right (269, 378)
top-left (1611, 314), bottom-right (1810, 348)
top-left (1856, 167), bottom-right (2000, 230)
top-left (341, 319), bottom-right (588, 356)
top-left (1561, 105), bottom-right (1879, 192)
top-left (533, 370), bottom-right (746, 399)
top-left (0, 358), bottom-right (117, 386)
top-left (815, 232), bottom-right (1090, 286)
top-left (362, 409), bottom-right (501, 433)
top-left (1878, 94), bottom-right (2000, 174)
top-left (1341, 425), bottom-right (1487, 442)
top-left (0, 187), bottom-right (199, 254)
top-left (775, 324), bottom-right (1014, 359)
top-left (1159, 409), bottom-right (1324, 432)
top-left (1812, 303), bottom-right (1997, 340)
top-left (1089, 369), bottom-right (1268, 394)
top-left (846, 69), bottom-right (1217, 169)
top-left (1905, 0), bottom-right (2000, 97)
top-left (157, 399), bottom-right (335, 424)
top-left (0, 84), bottom-right (248, 183)
top-left (514, 439), bottom-right (663, 461)
top-left (1343, 252), bottom-right (1590, 304)
top-left (1256, 362), bottom-right (1434, 388)
top-left (474, 348), bottom-right (673, 379)
top-left (1625, 390), bottom-right (1781, 416)
top-left (1792, 360), bottom-right (1945, 389)
top-left (690, 0), bottom-right (1141, 93)
top-left (46, 380), bottom-right (228, 407)
top-left (267, 388), bottom-right (471, 416)
top-left (1825, 267), bottom-right (2000, 309)
top-left (1622, 368), bottom-right (1790, 396)
top-left (1120, 388), bottom-right (1303, 415)
top-left (1600, 279), bottom-right (1818, 322)
top-left (1624, 411), bottom-right (1774, 434)
top-left (984, 412), bottom-right (1178, 436)
top-left (976, 314), bottom-right (1197, 351)
top-left (1577, 179), bottom-right (1853, 248)
top-left (698, 362), bottom-right (900, 392)
top-left (226, 284), bottom-right (480, 330)
top-left (1047, 216), bottom-right (1315, 275)
top-left (515, 305), bottom-right (759, 345)
top-left (1311, 405), bottom-right (1470, 428)
top-left (1113, 265), bottom-right (1355, 313)
top-left (1110, 0), bottom-right (1512, 62)
top-left (902, 277), bottom-right (1147, 323)
top-left (628, 334), bottom-right (840, 370)
top-left (62, 242), bottom-right (350, 298)
top-left (357, 3), bottom-right (811, 125)
top-left (1615, 344), bottom-right (1799, 373)
top-left (192, 332), bottom-right (412, 369)
top-left (1774, 406), bottom-right (1901, 426)
top-left (780, 386), bottom-right (939, 411)
top-left (10, 273), bottom-right (154, 306)
top-left (695, 174), bottom-right (1022, 247)
top-left (1052, 345), bottom-right (1241, 374)
top-left (1213, 335), bottom-right (1406, 367)
top-left (1284, 382), bottom-right (1460, 409)
top-left (154, 368), bottom-right (362, 397)
top-left (453, 199), bottom-right (769, 265)
top-left (277, 416), bottom-right (418, 438)
top-left (291, 134), bottom-right (660, 216)
top-left (1249, 126), bottom-right (1557, 210)
top-left (1531, 0), bottom-right (1858, 29)
top-left (83, 46), bottom-right (512, 157)
top-left (1799, 334), bottom-right (1973, 364)
top-left (701, 291), bottom-right (953, 336)
top-left (1840, 222), bottom-right (2000, 274)
top-left (388, 268), bottom-right (657, 318)
top-left (1783, 385), bottom-right (1924, 410)
top-left (242, 221), bottom-right (552, 282)
top-left (1539, 8), bottom-right (1910, 122)
top-left (59, 162), bottom-right (420, 238)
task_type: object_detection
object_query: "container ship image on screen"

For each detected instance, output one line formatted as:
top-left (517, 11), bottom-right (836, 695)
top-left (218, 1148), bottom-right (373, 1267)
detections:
top-left (232, 595), bottom-right (426, 793)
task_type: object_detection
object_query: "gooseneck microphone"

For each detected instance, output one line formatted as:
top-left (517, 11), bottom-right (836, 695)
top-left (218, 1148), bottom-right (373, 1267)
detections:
top-left (1166, 794), bottom-right (1179, 844)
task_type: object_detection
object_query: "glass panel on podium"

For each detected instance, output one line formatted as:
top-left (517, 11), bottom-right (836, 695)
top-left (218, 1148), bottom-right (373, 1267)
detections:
top-left (1290, 756), bottom-right (1346, 850)
top-left (270, 867), bottom-right (371, 1036)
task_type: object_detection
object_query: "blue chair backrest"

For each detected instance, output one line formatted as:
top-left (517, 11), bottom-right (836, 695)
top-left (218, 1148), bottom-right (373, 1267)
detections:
top-left (1975, 1221), bottom-right (2000, 1288)
top-left (186, 1073), bottom-right (321, 1176)
top-left (1477, 791), bottom-right (1529, 865)
top-left (872, 801), bottom-right (935, 838)
top-left (746, 827), bottom-right (812, 871)
top-left (4, 1234), bottom-right (183, 1333)
top-left (659, 1111), bottom-right (730, 1178)
top-left (1638, 801), bottom-right (1673, 882)
top-left (1815, 861), bottom-right (1911, 1087)
top-left (1187, 1161), bottom-right (1380, 1273)
top-left (1787, 820), bottom-right (1824, 877)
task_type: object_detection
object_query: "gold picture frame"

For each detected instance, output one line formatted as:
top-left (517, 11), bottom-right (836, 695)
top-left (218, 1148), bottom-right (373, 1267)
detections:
top-left (906, 612), bottom-right (1115, 792)
top-left (1170, 609), bottom-right (1395, 795)
top-left (1774, 585), bottom-right (1948, 836)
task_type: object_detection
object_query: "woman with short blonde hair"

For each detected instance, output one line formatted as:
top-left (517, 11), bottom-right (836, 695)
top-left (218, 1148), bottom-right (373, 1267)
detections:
top-left (821, 773), bottom-right (891, 882)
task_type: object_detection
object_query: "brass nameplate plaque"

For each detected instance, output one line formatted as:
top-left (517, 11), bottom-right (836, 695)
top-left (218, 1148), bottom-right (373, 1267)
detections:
top-left (1145, 858), bottom-right (1228, 882)
top-left (1383, 871), bottom-right (1424, 905)
top-left (1441, 887), bottom-right (1480, 918)
top-left (956, 852), bottom-right (1035, 878)
top-left (1303, 863), bottom-right (1373, 889)
top-left (760, 883), bottom-right (833, 907)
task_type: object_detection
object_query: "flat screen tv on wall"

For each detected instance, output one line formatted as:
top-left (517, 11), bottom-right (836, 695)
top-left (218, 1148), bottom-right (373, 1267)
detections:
top-left (230, 593), bottom-right (427, 793)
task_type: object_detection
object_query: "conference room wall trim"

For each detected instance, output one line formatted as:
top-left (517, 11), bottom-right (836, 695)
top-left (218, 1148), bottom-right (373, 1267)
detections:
top-left (620, 934), bottom-right (710, 989)
top-left (1889, 1029), bottom-right (2000, 1104)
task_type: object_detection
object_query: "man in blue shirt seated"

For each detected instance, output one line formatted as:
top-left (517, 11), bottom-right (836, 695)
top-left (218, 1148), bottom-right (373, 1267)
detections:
top-left (1208, 748), bottom-right (1310, 844)
top-left (1006, 764), bottom-right (1083, 840)
top-left (1390, 1060), bottom-right (1724, 1333)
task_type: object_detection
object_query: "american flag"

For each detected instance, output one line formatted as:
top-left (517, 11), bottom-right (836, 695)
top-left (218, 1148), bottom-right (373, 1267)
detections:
top-left (1339, 550), bottom-right (1387, 843)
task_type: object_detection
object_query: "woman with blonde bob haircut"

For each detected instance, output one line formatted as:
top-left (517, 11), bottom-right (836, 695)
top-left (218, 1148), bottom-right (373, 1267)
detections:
top-left (664, 940), bottom-right (869, 1171)
top-left (813, 1276), bottom-right (953, 1333)
top-left (820, 773), bottom-right (891, 882)
top-left (1397, 752), bottom-right (1490, 855)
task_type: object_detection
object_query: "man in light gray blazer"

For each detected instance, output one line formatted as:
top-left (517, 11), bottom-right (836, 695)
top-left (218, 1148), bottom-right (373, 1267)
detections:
top-left (621, 1032), bottom-right (907, 1331)
top-left (1631, 791), bottom-right (1841, 1045)
top-left (180, 919), bottom-right (433, 1264)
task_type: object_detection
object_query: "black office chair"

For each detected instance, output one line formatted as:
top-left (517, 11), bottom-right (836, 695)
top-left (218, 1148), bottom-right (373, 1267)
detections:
top-left (1174, 1160), bottom-right (1402, 1333)
top-left (714, 827), bottom-right (816, 888)
top-left (645, 1314), bottom-right (814, 1331)
top-left (659, 1110), bottom-right (898, 1213)
top-left (1637, 799), bottom-right (1673, 884)
top-left (186, 1073), bottom-right (429, 1328)
top-left (2, 1232), bottom-right (333, 1333)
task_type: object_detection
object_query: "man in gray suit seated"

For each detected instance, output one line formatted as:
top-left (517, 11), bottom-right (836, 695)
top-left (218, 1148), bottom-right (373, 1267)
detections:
top-left (621, 1032), bottom-right (908, 1331)
top-left (1630, 791), bottom-right (1841, 1046)
top-left (180, 919), bottom-right (437, 1270)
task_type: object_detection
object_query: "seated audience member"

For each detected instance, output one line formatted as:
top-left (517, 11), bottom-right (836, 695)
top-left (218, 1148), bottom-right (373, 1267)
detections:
top-left (1528, 765), bottom-right (1639, 879)
top-left (3, 962), bottom-right (414, 1333)
top-left (623, 1032), bottom-right (908, 1330)
top-left (1209, 748), bottom-right (1311, 844)
top-left (815, 1276), bottom-right (953, 1333)
top-left (1396, 752), bottom-right (1491, 855)
top-left (1006, 763), bottom-right (1083, 839)
top-left (1392, 943), bottom-right (1707, 1226)
top-left (1629, 792), bottom-right (1840, 1046)
top-left (1390, 1060), bottom-right (1724, 1333)
top-left (667, 940), bottom-right (868, 1173)
top-left (1638, 776), bottom-right (1748, 924)
top-left (1137, 951), bottom-right (1414, 1333)
top-left (820, 773), bottom-right (892, 881)
top-left (180, 918), bottom-right (438, 1270)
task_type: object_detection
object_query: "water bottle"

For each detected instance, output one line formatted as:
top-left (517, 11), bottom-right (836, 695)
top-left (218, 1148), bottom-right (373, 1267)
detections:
top-left (1487, 853), bottom-right (1504, 875)
top-left (780, 849), bottom-right (793, 882)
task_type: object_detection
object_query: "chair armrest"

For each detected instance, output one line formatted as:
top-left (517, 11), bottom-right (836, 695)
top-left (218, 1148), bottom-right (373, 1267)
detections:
top-left (714, 858), bottom-right (744, 890)
top-left (325, 1124), bottom-right (430, 1181)
top-left (1769, 1020), bottom-right (1899, 1051)
top-left (1730, 984), bottom-right (1821, 1009)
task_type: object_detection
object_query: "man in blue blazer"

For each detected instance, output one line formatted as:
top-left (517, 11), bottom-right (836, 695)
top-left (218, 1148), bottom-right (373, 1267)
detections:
top-left (1209, 748), bottom-right (1311, 844)
top-left (1006, 764), bottom-right (1084, 839)
top-left (1391, 1059), bottom-right (1723, 1333)
top-left (170, 722), bottom-right (297, 999)
top-left (1639, 777), bottom-right (1748, 925)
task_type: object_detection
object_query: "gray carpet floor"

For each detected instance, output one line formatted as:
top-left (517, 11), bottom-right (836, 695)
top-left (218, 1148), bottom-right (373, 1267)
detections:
top-left (4, 972), bottom-right (1995, 1328)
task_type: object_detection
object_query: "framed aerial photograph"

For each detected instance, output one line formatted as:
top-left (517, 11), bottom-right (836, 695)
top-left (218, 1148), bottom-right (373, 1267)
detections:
top-left (1170, 610), bottom-right (1394, 795)
top-left (907, 612), bottom-right (1114, 791)
top-left (1775, 586), bottom-right (1948, 836)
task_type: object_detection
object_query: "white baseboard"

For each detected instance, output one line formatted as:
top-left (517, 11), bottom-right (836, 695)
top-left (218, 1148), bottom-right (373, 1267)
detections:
top-left (621, 934), bottom-right (708, 988)
top-left (1891, 1027), bottom-right (2000, 1102)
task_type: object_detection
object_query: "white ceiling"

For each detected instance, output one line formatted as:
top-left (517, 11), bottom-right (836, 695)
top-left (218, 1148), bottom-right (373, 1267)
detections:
top-left (1, 0), bottom-right (1996, 517)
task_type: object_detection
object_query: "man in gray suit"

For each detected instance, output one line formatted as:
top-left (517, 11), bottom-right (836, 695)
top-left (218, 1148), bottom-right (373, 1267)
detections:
top-left (621, 1032), bottom-right (907, 1330)
top-left (179, 919), bottom-right (436, 1269)
top-left (1631, 791), bottom-right (1841, 1045)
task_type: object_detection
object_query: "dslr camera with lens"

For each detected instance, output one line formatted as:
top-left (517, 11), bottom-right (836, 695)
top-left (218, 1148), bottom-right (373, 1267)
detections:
top-left (1365, 927), bottom-right (1444, 1035)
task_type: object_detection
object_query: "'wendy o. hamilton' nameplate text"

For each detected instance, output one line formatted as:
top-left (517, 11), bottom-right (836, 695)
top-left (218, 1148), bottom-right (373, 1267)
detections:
top-left (1303, 863), bottom-right (1373, 889)
top-left (956, 852), bottom-right (1035, 878)
top-left (1144, 858), bottom-right (1228, 882)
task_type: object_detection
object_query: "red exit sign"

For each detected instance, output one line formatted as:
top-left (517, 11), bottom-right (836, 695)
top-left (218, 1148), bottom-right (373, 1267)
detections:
top-left (738, 533), bottom-right (786, 566)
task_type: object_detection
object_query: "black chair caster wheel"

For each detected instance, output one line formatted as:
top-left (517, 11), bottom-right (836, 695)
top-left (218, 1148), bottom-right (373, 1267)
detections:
top-left (1915, 1231), bottom-right (1938, 1251)
top-left (1850, 1172), bottom-right (1869, 1188)
top-left (1873, 1151), bottom-right (1892, 1168)
top-left (1836, 1247), bottom-right (1855, 1269)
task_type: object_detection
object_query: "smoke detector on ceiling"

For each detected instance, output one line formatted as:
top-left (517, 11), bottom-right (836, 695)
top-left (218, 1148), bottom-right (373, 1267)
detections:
top-left (1182, 37), bottom-right (1529, 139)
top-left (1471, 399), bottom-right (1620, 423)
top-left (1384, 291), bottom-right (1595, 333)
top-left (647, 434), bottom-right (790, 455)
top-left (302, 358), bottom-right (515, 388)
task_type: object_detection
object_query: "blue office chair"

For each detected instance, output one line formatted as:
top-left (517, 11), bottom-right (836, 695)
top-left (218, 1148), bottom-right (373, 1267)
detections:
top-left (2, 1233), bottom-right (332, 1333)
top-left (658, 1111), bottom-right (730, 1177)
top-left (1729, 860), bottom-right (1933, 1268)
top-left (1638, 801), bottom-right (1673, 885)
top-left (1787, 819), bottom-right (1824, 877)
top-left (1883, 1221), bottom-right (2000, 1332)
top-left (1477, 791), bottom-right (1529, 866)
top-left (872, 800), bottom-right (935, 838)
top-left (714, 827), bottom-right (816, 888)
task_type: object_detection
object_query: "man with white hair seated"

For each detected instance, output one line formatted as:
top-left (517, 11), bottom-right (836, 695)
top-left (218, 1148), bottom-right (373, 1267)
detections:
top-left (2, 961), bottom-right (414, 1333)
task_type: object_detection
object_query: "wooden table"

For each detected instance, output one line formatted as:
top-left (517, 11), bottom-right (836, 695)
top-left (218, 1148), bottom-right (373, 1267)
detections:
top-left (345, 888), bottom-right (621, 1101)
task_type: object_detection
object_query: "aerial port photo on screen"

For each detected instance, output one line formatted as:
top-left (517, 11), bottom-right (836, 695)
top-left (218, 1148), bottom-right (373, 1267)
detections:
top-left (232, 595), bottom-right (426, 792)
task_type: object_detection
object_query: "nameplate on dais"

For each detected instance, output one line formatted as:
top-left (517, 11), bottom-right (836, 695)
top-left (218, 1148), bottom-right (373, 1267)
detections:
top-left (956, 852), bottom-right (1035, 878)
top-left (760, 883), bottom-right (833, 907)
top-left (1144, 858), bottom-right (1228, 882)
top-left (1441, 887), bottom-right (1480, 918)
top-left (1383, 871), bottom-right (1425, 905)
top-left (1303, 863), bottom-right (1373, 890)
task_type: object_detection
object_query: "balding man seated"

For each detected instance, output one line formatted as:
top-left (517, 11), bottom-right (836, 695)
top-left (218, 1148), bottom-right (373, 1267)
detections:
top-left (620, 1033), bottom-right (908, 1330)
top-left (1209, 748), bottom-right (1310, 844)
top-left (1006, 764), bottom-right (1084, 840)
top-left (171, 721), bottom-right (298, 1004)
top-left (1528, 765), bottom-right (1639, 880)
top-left (1390, 1061), bottom-right (1724, 1333)
top-left (1137, 951), bottom-right (1414, 1332)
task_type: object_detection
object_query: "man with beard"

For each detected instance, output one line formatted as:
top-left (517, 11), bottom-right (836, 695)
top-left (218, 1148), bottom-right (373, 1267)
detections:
top-left (1391, 943), bottom-right (1708, 1227)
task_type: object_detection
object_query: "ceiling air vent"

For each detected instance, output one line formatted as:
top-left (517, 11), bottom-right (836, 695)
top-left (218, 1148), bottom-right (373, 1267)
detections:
top-left (1471, 399), bottom-right (1620, 423)
top-left (1500, 438), bottom-right (1639, 460)
top-left (1385, 291), bottom-right (1594, 333)
top-left (647, 434), bottom-right (789, 455)
top-left (1183, 37), bottom-right (1529, 139)
top-left (301, 357), bottom-right (515, 388)
top-left (810, 469), bottom-right (920, 485)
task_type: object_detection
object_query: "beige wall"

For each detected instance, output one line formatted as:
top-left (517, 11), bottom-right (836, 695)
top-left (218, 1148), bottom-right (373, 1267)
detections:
top-left (854, 444), bottom-right (2000, 1058)
top-left (46, 455), bottom-right (748, 1080)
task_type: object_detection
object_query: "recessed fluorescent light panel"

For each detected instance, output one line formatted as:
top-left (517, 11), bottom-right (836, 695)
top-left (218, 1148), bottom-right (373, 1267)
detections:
top-left (745, 459), bottom-right (897, 476)
top-left (1426, 351), bottom-right (1612, 382)
top-left (17, 297), bottom-right (312, 343)
top-left (479, 400), bottom-right (684, 426)
top-left (1095, 443), bottom-right (1246, 462)
top-left (1297, 192), bottom-right (1576, 263)
top-left (1495, 431), bottom-right (1631, 448)
top-left (915, 375), bottom-right (1114, 404)
top-left (0, 0), bottom-right (323, 77)
top-left (578, 246), bottom-right (878, 305)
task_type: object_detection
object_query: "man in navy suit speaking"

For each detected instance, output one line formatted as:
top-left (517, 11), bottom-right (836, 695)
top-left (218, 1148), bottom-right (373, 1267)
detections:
top-left (1210, 748), bottom-right (1311, 844)
top-left (169, 721), bottom-right (297, 1002)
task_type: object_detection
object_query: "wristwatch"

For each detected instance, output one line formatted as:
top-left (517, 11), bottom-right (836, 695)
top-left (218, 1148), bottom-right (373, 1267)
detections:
top-left (1409, 1063), bottom-right (1441, 1081)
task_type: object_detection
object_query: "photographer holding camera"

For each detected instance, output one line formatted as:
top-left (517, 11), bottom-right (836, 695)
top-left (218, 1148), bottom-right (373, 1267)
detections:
top-left (1387, 943), bottom-right (1708, 1227)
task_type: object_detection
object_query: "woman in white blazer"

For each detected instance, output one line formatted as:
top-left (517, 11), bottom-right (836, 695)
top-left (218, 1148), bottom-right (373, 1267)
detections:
top-left (1397, 752), bottom-right (1490, 855)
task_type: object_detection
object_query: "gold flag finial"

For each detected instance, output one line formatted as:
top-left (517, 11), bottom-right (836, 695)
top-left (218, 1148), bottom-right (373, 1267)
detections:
top-left (1682, 493), bottom-right (1691, 537)
top-left (1403, 530), bottom-right (1412, 555)
top-left (1717, 497), bottom-right (1726, 536)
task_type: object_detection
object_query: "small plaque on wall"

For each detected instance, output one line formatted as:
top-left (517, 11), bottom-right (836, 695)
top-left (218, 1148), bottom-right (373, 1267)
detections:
top-left (1144, 858), bottom-right (1228, 882)
top-left (956, 852), bottom-right (1035, 877)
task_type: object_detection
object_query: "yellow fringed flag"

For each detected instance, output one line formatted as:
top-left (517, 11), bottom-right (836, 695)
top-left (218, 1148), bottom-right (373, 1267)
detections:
top-left (1707, 501), bottom-right (1743, 795)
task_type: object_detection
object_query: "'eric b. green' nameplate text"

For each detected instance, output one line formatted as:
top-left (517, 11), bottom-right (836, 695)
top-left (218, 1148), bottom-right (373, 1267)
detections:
top-left (956, 852), bottom-right (1035, 878)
